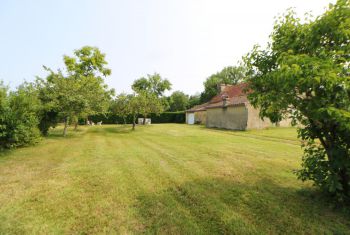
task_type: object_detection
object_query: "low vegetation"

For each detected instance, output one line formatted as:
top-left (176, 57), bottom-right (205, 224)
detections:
top-left (0, 125), bottom-right (349, 234)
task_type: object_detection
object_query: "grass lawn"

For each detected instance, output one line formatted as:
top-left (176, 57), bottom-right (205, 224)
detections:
top-left (0, 124), bottom-right (349, 234)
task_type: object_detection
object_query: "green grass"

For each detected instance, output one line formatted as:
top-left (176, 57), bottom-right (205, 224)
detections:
top-left (0, 124), bottom-right (349, 234)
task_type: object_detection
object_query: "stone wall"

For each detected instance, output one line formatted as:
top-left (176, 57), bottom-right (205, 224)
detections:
top-left (246, 103), bottom-right (292, 129)
top-left (277, 117), bottom-right (292, 127)
top-left (206, 105), bottom-right (248, 130)
top-left (194, 111), bottom-right (206, 124)
top-left (246, 103), bottom-right (272, 129)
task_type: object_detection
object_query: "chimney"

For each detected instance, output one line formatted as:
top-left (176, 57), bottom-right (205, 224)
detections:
top-left (218, 84), bottom-right (227, 93)
top-left (221, 94), bottom-right (229, 107)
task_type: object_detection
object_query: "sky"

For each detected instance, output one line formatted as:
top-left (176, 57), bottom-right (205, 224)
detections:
top-left (0, 0), bottom-right (334, 95)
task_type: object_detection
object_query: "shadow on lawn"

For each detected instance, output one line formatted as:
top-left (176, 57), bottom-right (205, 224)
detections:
top-left (86, 125), bottom-right (133, 134)
top-left (135, 178), bottom-right (350, 234)
top-left (46, 130), bottom-right (82, 140)
top-left (0, 149), bottom-right (13, 159)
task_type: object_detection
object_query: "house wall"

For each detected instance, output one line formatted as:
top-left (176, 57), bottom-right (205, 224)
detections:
top-left (246, 103), bottom-right (291, 129)
top-left (194, 111), bottom-right (206, 124)
top-left (206, 105), bottom-right (248, 130)
top-left (186, 111), bottom-right (207, 125)
top-left (276, 117), bottom-right (292, 127)
top-left (246, 103), bottom-right (272, 129)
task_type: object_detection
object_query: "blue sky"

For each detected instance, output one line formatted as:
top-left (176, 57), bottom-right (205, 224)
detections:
top-left (0, 0), bottom-right (333, 95)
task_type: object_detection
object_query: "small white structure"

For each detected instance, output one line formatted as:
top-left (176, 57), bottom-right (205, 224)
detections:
top-left (97, 121), bottom-right (103, 125)
top-left (138, 118), bottom-right (151, 125)
top-left (187, 113), bottom-right (195, 125)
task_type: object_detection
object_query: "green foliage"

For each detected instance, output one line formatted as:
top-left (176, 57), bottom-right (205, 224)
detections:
top-left (41, 46), bottom-right (114, 136)
top-left (130, 73), bottom-right (170, 128)
top-left (0, 82), bottom-right (41, 149)
top-left (149, 111), bottom-right (185, 123)
top-left (88, 111), bottom-right (185, 124)
top-left (169, 91), bottom-right (189, 111)
top-left (132, 73), bottom-right (172, 97)
top-left (200, 66), bottom-right (245, 102)
top-left (188, 93), bottom-right (201, 108)
top-left (244, 0), bottom-right (350, 200)
top-left (129, 91), bottom-right (164, 128)
top-left (110, 93), bottom-right (130, 124)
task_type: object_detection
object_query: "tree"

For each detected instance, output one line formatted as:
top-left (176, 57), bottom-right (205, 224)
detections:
top-left (127, 94), bottom-right (140, 130)
top-left (41, 46), bottom-right (114, 136)
top-left (110, 93), bottom-right (130, 124)
top-left (244, 0), bottom-right (350, 200)
top-left (0, 82), bottom-right (41, 149)
top-left (132, 73), bottom-right (170, 124)
top-left (200, 66), bottom-right (245, 102)
top-left (31, 77), bottom-right (60, 136)
top-left (132, 73), bottom-right (171, 97)
top-left (169, 91), bottom-right (189, 111)
top-left (188, 93), bottom-right (201, 108)
top-left (137, 91), bottom-right (164, 125)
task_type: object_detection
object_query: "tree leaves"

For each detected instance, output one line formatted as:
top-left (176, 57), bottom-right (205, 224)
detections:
top-left (244, 0), bottom-right (350, 200)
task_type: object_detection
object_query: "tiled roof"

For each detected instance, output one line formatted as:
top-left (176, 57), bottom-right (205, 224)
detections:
top-left (186, 83), bottom-right (249, 112)
top-left (186, 102), bottom-right (209, 112)
top-left (205, 96), bottom-right (248, 109)
top-left (209, 83), bottom-right (249, 103)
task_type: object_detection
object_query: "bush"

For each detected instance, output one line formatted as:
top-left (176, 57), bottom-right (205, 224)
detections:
top-left (148, 112), bottom-right (185, 123)
top-left (0, 84), bottom-right (41, 149)
top-left (85, 111), bottom-right (186, 124)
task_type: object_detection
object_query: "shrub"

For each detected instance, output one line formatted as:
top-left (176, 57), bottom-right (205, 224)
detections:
top-left (0, 84), bottom-right (41, 149)
top-left (86, 111), bottom-right (186, 124)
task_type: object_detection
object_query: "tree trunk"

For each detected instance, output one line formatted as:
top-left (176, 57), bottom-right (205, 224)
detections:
top-left (340, 169), bottom-right (350, 197)
top-left (74, 122), bottom-right (78, 131)
top-left (143, 117), bottom-right (146, 125)
top-left (132, 114), bottom-right (136, 130)
top-left (63, 117), bottom-right (69, 137)
top-left (123, 117), bottom-right (126, 125)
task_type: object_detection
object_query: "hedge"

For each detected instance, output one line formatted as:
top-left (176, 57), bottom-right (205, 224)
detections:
top-left (81, 111), bottom-right (186, 124)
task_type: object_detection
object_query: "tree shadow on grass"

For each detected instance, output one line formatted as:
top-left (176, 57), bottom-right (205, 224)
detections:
top-left (135, 178), bottom-right (350, 234)
top-left (45, 131), bottom-right (82, 140)
top-left (0, 148), bottom-right (14, 159)
top-left (85, 125), bottom-right (134, 135)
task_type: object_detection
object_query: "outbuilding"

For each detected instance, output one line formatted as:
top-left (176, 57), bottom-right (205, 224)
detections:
top-left (185, 102), bottom-right (208, 125)
top-left (186, 83), bottom-right (290, 130)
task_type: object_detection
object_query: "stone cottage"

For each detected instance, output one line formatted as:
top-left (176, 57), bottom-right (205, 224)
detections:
top-left (185, 102), bottom-right (208, 125)
top-left (186, 83), bottom-right (290, 130)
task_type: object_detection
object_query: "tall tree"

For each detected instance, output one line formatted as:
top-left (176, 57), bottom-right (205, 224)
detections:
top-left (41, 46), bottom-right (114, 136)
top-left (169, 91), bottom-right (189, 111)
top-left (110, 93), bottom-right (130, 124)
top-left (200, 66), bottom-right (245, 102)
top-left (244, 0), bottom-right (350, 200)
top-left (137, 91), bottom-right (164, 125)
top-left (188, 93), bottom-right (201, 108)
top-left (132, 73), bottom-right (171, 97)
top-left (132, 73), bottom-right (170, 124)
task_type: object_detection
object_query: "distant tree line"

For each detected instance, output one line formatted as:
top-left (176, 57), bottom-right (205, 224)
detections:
top-left (0, 46), bottom-right (208, 149)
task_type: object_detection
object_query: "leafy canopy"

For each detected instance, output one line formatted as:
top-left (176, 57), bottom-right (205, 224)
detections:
top-left (132, 73), bottom-right (171, 97)
top-left (200, 65), bottom-right (245, 102)
top-left (0, 82), bottom-right (41, 149)
top-left (244, 0), bottom-right (350, 200)
top-left (110, 93), bottom-right (130, 124)
top-left (169, 91), bottom-right (189, 111)
top-left (40, 46), bottom-right (114, 135)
